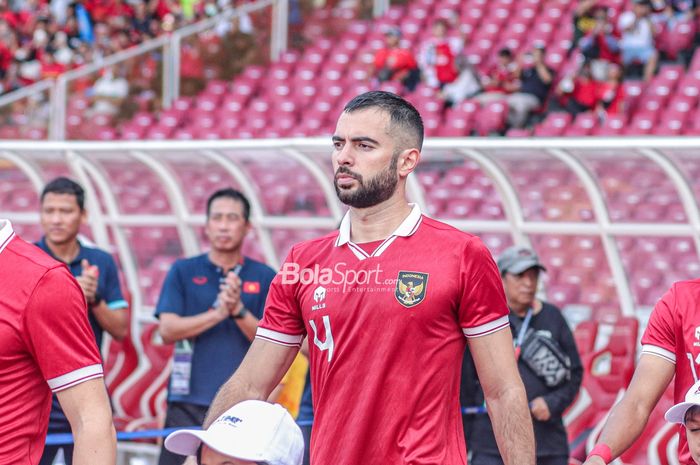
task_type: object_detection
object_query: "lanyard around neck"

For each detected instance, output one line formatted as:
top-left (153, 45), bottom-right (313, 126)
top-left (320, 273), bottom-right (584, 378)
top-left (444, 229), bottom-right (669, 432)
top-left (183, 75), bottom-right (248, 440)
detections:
top-left (515, 308), bottom-right (533, 348)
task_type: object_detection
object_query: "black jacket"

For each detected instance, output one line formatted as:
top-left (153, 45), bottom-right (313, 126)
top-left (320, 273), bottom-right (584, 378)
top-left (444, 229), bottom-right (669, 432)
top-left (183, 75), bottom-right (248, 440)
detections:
top-left (461, 302), bottom-right (583, 458)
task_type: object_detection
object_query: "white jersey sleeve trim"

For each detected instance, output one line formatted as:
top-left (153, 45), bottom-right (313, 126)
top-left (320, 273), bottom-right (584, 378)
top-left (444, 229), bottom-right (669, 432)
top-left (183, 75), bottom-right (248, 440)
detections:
top-left (48, 364), bottom-right (104, 393)
top-left (641, 344), bottom-right (676, 364)
top-left (256, 327), bottom-right (304, 347)
top-left (463, 315), bottom-right (510, 338)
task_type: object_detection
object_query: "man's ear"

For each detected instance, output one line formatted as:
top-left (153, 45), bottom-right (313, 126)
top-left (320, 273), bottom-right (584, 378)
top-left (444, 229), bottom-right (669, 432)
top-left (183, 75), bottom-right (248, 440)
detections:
top-left (397, 148), bottom-right (421, 178)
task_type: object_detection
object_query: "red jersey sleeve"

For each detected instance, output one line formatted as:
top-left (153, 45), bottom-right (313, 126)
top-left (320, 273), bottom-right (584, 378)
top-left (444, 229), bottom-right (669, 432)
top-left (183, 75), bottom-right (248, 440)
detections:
top-left (257, 247), bottom-right (306, 347)
top-left (458, 237), bottom-right (509, 338)
top-left (22, 266), bottom-right (103, 392)
top-left (641, 284), bottom-right (677, 364)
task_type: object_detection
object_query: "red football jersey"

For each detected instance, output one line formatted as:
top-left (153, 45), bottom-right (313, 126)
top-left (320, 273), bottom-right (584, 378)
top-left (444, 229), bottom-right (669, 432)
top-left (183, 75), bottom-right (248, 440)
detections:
top-left (641, 279), bottom-right (700, 465)
top-left (0, 221), bottom-right (103, 464)
top-left (258, 205), bottom-right (509, 465)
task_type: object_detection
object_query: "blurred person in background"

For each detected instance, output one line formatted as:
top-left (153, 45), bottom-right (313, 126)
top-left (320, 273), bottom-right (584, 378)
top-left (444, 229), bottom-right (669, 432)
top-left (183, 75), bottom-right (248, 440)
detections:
top-left (475, 48), bottom-right (519, 104)
top-left (573, 0), bottom-right (601, 50)
top-left (463, 246), bottom-right (582, 465)
top-left (419, 18), bottom-right (461, 89)
top-left (596, 63), bottom-right (625, 117)
top-left (578, 5), bottom-right (620, 81)
top-left (617, 0), bottom-right (659, 81)
top-left (371, 27), bottom-right (421, 92)
top-left (505, 43), bottom-right (553, 128)
top-left (36, 177), bottom-right (129, 465)
top-left (0, 219), bottom-right (117, 465)
top-left (556, 60), bottom-right (601, 116)
top-left (156, 188), bottom-right (276, 465)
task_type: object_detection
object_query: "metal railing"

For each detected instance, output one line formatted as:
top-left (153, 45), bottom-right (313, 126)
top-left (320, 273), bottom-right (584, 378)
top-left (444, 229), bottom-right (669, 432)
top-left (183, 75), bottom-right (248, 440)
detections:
top-left (0, 0), bottom-right (287, 140)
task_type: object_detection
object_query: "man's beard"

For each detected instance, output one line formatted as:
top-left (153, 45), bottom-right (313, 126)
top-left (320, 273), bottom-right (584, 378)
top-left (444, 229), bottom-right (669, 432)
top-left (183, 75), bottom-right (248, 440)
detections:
top-left (334, 153), bottom-right (399, 208)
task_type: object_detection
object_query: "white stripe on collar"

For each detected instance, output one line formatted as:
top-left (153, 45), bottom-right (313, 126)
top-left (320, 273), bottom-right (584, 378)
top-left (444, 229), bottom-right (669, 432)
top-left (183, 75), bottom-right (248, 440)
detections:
top-left (335, 203), bottom-right (423, 260)
top-left (0, 219), bottom-right (15, 255)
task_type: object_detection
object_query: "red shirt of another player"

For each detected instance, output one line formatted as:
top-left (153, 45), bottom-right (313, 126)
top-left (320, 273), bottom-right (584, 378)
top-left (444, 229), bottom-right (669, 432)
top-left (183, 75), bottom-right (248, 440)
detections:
top-left (641, 279), bottom-right (700, 465)
top-left (258, 204), bottom-right (509, 465)
top-left (0, 221), bottom-right (103, 464)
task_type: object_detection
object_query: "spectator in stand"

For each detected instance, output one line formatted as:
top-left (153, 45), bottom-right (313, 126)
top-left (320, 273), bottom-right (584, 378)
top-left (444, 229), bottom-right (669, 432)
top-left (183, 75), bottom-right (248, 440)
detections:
top-left (463, 246), bottom-right (583, 465)
top-left (90, 66), bottom-right (129, 116)
top-left (418, 18), bottom-right (461, 89)
top-left (505, 43), bottom-right (553, 128)
top-left (579, 6), bottom-right (620, 81)
top-left (597, 63), bottom-right (625, 116)
top-left (573, 0), bottom-right (600, 51)
top-left (371, 27), bottom-right (420, 92)
top-left (557, 60), bottom-right (601, 116)
top-left (438, 57), bottom-right (482, 107)
top-left (40, 52), bottom-right (65, 79)
top-left (474, 48), bottom-right (519, 104)
top-left (657, 0), bottom-right (699, 29)
top-left (617, 0), bottom-right (659, 81)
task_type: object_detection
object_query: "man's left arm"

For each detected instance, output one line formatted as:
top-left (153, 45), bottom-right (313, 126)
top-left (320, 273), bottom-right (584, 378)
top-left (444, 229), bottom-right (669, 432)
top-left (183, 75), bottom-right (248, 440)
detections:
top-left (470, 328), bottom-right (535, 465)
top-left (92, 257), bottom-right (129, 340)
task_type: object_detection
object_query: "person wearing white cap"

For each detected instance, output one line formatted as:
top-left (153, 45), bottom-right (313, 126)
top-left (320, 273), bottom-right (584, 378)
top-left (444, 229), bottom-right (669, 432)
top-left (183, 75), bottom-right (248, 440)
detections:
top-left (164, 400), bottom-right (304, 465)
top-left (666, 379), bottom-right (700, 464)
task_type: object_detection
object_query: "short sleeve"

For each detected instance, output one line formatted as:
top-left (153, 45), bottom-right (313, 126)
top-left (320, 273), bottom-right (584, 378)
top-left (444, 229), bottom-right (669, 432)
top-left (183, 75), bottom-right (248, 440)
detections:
top-left (155, 262), bottom-right (185, 317)
top-left (641, 285), bottom-right (677, 364)
top-left (101, 254), bottom-right (127, 310)
top-left (257, 248), bottom-right (305, 347)
top-left (22, 266), bottom-right (103, 392)
top-left (458, 238), bottom-right (509, 338)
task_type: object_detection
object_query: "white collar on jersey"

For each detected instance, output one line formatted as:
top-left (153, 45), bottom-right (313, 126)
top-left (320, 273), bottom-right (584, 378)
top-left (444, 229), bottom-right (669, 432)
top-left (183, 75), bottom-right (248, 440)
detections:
top-left (335, 203), bottom-right (423, 260)
top-left (0, 219), bottom-right (15, 255)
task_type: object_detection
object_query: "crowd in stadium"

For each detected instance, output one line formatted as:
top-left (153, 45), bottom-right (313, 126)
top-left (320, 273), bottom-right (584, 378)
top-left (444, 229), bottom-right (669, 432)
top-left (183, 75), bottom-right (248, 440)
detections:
top-left (371, 0), bottom-right (699, 130)
top-left (0, 0), bottom-right (248, 95)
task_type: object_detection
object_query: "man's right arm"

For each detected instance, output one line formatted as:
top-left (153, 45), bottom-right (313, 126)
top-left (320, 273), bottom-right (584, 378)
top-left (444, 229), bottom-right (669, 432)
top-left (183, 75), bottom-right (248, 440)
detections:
top-left (57, 377), bottom-right (116, 465)
top-left (204, 337), bottom-right (299, 427)
top-left (583, 353), bottom-right (674, 464)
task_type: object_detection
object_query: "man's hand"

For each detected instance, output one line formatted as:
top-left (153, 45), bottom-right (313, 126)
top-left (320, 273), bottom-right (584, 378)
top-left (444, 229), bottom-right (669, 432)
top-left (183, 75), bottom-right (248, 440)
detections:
top-left (215, 272), bottom-right (243, 317)
top-left (76, 259), bottom-right (99, 304)
top-left (529, 397), bottom-right (551, 421)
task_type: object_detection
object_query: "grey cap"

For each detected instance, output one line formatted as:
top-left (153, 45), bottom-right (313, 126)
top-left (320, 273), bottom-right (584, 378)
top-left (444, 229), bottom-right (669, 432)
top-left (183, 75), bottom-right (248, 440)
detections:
top-left (497, 245), bottom-right (547, 275)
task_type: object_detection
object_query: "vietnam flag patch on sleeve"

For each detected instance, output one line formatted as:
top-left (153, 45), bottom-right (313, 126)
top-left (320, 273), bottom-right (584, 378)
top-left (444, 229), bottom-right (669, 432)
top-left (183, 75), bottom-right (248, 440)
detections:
top-left (243, 281), bottom-right (261, 293)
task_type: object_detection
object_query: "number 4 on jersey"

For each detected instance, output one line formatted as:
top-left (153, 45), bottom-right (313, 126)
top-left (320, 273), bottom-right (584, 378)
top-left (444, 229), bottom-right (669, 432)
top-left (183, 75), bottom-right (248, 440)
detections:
top-left (310, 315), bottom-right (334, 363)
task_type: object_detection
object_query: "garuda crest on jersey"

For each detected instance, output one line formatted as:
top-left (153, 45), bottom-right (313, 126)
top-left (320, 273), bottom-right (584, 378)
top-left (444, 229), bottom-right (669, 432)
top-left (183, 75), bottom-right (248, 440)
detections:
top-left (395, 271), bottom-right (428, 308)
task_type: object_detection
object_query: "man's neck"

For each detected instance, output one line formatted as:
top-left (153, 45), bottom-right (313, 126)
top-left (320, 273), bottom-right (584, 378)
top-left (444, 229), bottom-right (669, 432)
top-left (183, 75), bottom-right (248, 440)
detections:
top-left (208, 249), bottom-right (243, 272)
top-left (348, 196), bottom-right (412, 244)
top-left (46, 238), bottom-right (81, 264)
top-left (510, 300), bottom-right (542, 317)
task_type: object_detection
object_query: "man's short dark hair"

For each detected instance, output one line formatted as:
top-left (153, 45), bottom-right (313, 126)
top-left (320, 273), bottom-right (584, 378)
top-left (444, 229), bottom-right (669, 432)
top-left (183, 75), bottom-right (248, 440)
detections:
top-left (41, 177), bottom-right (85, 210)
top-left (498, 48), bottom-right (513, 58)
top-left (206, 188), bottom-right (251, 222)
top-left (343, 90), bottom-right (424, 151)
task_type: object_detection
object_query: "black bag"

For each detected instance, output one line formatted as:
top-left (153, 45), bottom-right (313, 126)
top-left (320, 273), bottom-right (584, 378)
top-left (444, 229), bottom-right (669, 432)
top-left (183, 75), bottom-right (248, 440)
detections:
top-left (520, 328), bottom-right (572, 388)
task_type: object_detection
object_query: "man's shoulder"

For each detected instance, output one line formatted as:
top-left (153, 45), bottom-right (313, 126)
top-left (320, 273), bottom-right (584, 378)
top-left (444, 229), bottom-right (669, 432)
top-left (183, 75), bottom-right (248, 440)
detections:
top-left (669, 279), bottom-right (700, 300)
top-left (418, 216), bottom-right (481, 244)
top-left (5, 236), bottom-right (64, 275)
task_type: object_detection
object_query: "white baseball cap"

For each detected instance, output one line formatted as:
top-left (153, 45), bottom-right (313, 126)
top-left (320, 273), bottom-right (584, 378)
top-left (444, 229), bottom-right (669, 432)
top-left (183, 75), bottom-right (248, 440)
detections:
top-left (665, 379), bottom-right (700, 424)
top-left (164, 400), bottom-right (304, 465)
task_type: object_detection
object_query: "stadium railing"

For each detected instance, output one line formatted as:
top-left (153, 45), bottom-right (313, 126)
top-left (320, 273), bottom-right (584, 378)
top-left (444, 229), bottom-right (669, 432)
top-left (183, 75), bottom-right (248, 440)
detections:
top-left (0, 0), bottom-right (288, 140)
